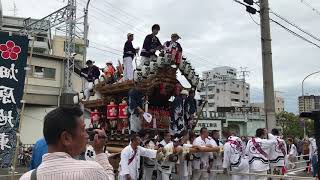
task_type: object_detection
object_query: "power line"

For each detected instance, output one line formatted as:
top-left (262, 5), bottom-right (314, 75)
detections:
top-left (298, 0), bottom-right (320, 16)
top-left (102, 0), bottom-right (145, 22)
top-left (270, 10), bottom-right (320, 43)
top-left (248, 13), bottom-right (260, 25)
top-left (89, 45), bottom-right (122, 56)
top-left (90, 41), bottom-right (123, 53)
top-left (270, 18), bottom-right (320, 49)
top-left (233, 0), bottom-right (320, 49)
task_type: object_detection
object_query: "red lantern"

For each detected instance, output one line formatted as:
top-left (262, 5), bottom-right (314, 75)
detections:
top-left (118, 99), bottom-right (128, 119)
top-left (90, 109), bottom-right (100, 124)
top-left (106, 100), bottom-right (118, 120)
top-left (171, 48), bottom-right (182, 64)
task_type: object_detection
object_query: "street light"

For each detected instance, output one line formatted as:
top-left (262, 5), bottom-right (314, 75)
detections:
top-left (301, 70), bottom-right (320, 137)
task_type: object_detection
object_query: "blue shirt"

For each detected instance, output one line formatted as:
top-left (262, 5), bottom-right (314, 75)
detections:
top-left (29, 138), bottom-right (48, 170)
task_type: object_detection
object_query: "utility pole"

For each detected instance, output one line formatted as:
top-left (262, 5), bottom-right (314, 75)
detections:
top-left (83, 0), bottom-right (91, 66)
top-left (259, 0), bottom-right (276, 130)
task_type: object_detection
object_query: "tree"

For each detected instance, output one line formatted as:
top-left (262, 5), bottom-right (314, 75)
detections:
top-left (276, 111), bottom-right (307, 138)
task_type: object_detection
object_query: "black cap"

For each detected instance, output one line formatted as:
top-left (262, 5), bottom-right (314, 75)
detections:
top-left (86, 60), bottom-right (93, 65)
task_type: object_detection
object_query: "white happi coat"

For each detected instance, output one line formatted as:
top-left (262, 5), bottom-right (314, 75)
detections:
top-left (269, 135), bottom-right (287, 167)
top-left (245, 134), bottom-right (276, 172)
top-left (223, 136), bottom-right (249, 178)
top-left (309, 138), bottom-right (318, 159)
top-left (207, 136), bottom-right (223, 167)
top-left (178, 143), bottom-right (193, 178)
top-left (158, 142), bottom-right (176, 174)
top-left (192, 136), bottom-right (211, 170)
top-left (119, 145), bottom-right (157, 180)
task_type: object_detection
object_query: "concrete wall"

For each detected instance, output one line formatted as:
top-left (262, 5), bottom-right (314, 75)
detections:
top-left (52, 35), bottom-right (84, 62)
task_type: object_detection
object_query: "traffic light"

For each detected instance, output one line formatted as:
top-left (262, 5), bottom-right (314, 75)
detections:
top-left (244, 0), bottom-right (254, 5)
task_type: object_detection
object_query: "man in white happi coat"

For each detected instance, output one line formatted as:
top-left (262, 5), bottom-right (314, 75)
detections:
top-left (159, 131), bottom-right (172, 147)
top-left (119, 134), bottom-right (161, 180)
top-left (208, 130), bottom-right (223, 180)
top-left (142, 137), bottom-right (157, 180)
top-left (245, 128), bottom-right (277, 180)
top-left (159, 135), bottom-right (181, 180)
top-left (269, 129), bottom-right (287, 175)
top-left (223, 131), bottom-right (249, 180)
top-left (178, 130), bottom-right (197, 180)
top-left (192, 127), bottom-right (212, 180)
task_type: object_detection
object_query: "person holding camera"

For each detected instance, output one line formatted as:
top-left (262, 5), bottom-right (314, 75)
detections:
top-left (20, 106), bottom-right (114, 180)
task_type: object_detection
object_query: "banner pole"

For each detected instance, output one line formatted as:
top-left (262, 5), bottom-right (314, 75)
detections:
top-left (10, 35), bottom-right (35, 180)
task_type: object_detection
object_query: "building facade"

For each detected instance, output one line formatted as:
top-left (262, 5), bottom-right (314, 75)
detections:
top-left (1, 15), bottom-right (51, 54)
top-left (196, 111), bottom-right (265, 137)
top-left (298, 95), bottom-right (320, 113)
top-left (199, 66), bottom-right (250, 115)
top-left (0, 15), bottom-right (85, 144)
top-left (250, 92), bottom-right (285, 115)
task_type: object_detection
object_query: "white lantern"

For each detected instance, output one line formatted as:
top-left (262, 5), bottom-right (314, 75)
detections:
top-left (149, 61), bottom-right (158, 74)
top-left (134, 69), bottom-right (143, 82)
top-left (150, 55), bottom-right (158, 62)
top-left (197, 79), bottom-right (204, 92)
top-left (179, 59), bottom-right (188, 72)
top-left (142, 65), bottom-right (151, 78)
top-left (187, 69), bottom-right (195, 80)
top-left (192, 74), bottom-right (200, 87)
top-left (164, 53), bottom-right (172, 65)
top-left (73, 94), bottom-right (79, 104)
top-left (184, 63), bottom-right (192, 75)
top-left (157, 56), bottom-right (166, 68)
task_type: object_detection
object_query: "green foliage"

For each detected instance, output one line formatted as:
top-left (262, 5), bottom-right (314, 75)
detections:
top-left (276, 111), bottom-right (314, 138)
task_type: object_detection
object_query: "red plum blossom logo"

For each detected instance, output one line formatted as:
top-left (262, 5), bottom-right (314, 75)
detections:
top-left (0, 40), bottom-right (21, 61)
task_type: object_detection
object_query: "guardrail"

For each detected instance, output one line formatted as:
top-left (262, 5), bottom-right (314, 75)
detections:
top-left (207, 170), bottom-right (316, 180)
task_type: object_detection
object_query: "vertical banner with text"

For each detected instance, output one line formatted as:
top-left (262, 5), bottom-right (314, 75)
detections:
top-left (0, 32), bottom-right (29, 167)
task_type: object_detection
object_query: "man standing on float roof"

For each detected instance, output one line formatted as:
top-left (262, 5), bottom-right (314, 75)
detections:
top-left (139, 24), bottom-right (162, 69)
top-left (123, 33), bottom-right (139, 81)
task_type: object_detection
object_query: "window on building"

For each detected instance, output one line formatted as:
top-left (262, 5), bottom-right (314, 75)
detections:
top-left (200, 95), bottom-right (206, 99)
top-left (208, 103), bottom-right (215, 107)
top-left (208, 87), bottom-right (214, 91)
top-left (231, 91), bottom-right (240, 95)
top-left (237, 84), bottom-right (240, 88)
top-left (208, 95), bottom-right (215, 99)
top-left (216, 89), bottom-right (220, 93)
top-left (64, 42), bottom-right (84, 55)
top-left (36, 36), bottom-right (45, 42)
top-left (30, 65), bottom-right (56, 79)
top-left (231, 99), bottom-right (240, 102)
top-left (246, 93), bottom-right (249, 97)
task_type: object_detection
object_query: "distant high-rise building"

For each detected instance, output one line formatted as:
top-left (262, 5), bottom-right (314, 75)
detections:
top-left (199, 66), bottom-right (250, 116)
top-left (298, 95), bottom-right (320, 113)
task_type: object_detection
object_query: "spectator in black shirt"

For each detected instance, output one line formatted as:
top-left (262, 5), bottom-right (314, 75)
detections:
top-left (123, 33), bottom-right (139, 80)
top-left (139, 24), bottom-right (162, 69)
top-left (81, 60), bottom-right (100, 101)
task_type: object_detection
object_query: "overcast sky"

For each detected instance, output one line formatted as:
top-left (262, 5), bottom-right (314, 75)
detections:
top-left (2, 0), bottom-right (320, 113)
